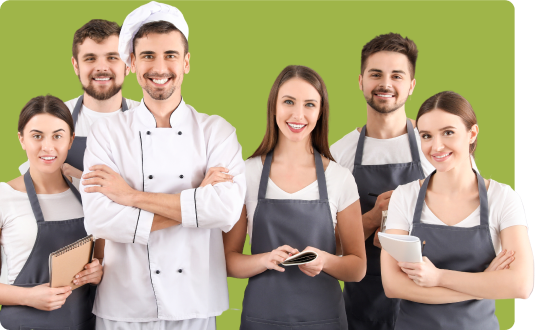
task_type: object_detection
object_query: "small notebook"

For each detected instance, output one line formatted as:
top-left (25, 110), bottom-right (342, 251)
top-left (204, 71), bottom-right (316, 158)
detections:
top-left (281, 251), bottom-right (318, 266)
top-left (49, 234), bottom-right (95, 290)
top-left (377, 232), bottom-right (423, 263)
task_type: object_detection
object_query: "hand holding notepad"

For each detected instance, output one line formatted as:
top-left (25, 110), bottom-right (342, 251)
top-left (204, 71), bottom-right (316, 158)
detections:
top-left (377, 232), bottom-right (423, 263)
top-left (49, 235), bottom-right (95, 290)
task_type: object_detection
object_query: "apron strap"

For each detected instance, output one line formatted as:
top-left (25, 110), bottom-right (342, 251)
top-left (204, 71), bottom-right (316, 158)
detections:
top-left (24, 170), bottom-right (82, 223)
top-left (353, 125), bottom-right (367, 166)
top-left (121, 97), bottom-right (129, 112)
top-left (258, 150), bottom-right (274, 200)
top-left (314, 149), bottom-right (328, 201)
top-left (257, 148), bottom-right (329, 201)
top-left (71, 95), bottom-right (84, 126)
top-left (406, 119), bottom-right (421, 163)
top-left (413, 169), bottom-right (489, 225)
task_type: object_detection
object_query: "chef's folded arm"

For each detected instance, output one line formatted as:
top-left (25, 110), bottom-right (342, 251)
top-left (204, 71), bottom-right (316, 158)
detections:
top-left (82, 118), bottom-right (246, 244)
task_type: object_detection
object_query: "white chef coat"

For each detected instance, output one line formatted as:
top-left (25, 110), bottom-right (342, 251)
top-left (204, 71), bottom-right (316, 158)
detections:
top-left (81, 99), bottom-right (246, 322)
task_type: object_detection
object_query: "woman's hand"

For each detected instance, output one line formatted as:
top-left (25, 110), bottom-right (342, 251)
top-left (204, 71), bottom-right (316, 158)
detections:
top-left (260, 245), bottom-right (299, 272)
top-left (298, 247), bottom-right (326, 277)
top-left (24, 283), bottom-right (72, 311)
top-left (62, 163), bottom-right (83, 179)
top-left (200, 167), bottom-right (233, 187)
top-left (485, 249), bottom-right (515, 272)
top-left (398, 257), bottom-right (442, 288)
top-left (73, 258), bottom-right (103, 286)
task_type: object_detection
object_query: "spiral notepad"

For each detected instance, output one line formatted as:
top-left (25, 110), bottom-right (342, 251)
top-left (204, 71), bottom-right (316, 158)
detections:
top-left (49, 234), bottom-right (95, 290)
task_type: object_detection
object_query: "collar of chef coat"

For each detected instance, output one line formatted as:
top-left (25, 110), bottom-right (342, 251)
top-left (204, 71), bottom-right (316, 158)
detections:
top-left (134, 97), bottom-right (189, 130)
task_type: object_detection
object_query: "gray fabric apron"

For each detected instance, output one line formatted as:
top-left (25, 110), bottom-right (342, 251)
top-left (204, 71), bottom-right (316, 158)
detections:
top-left (344, 120), bottom-right (425, 330)
top-left (395, 170), bottom-right (499, 330)
top-left (0, 171), bottom-right (96, 330)
top-left (240, 150), bottom-right (347, 330)
top-left (66, 95), bottom-right (128, 171)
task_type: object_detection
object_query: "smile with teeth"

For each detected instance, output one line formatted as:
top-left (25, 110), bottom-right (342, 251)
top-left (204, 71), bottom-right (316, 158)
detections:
top-left (375, 94), bottom-right (394, 98)
top-left (433, 152), bottom-right (452, 159)
top-left (93, 77), bottom-right (111, 81)
top-left (40, 156), bottom-right (56, 160)
top-left (287, 123), bottom-right (306, 129)
top-left (152, 78), bottom-right (170, 85)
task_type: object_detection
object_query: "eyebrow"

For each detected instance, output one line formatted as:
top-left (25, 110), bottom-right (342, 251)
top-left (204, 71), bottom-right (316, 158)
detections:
top-left (282, 95), bottom-right (319, 103)
top-left (368, 68), bottom-right (406, 75)
top-left (139, 50), bottom-right (180, 56)
top-left (418, 126), bottom-right (457, 134)
top-left (29, 129), bottom-right (65, 133)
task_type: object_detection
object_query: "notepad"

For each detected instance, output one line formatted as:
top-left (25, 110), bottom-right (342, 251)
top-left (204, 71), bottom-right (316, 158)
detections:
top-left (49, 234), bottom-right (95, 290)
top-left (281, 251), bottom-right (318, 266)
top-left (377, 232), bottom-right (423, 263)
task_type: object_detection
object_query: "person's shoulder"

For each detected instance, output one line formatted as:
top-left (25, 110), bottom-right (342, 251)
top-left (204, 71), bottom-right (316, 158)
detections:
top-left (125, 98), bottom-right (141, 110)
top-left (331, 128), bottom-right (359, 151)
top-left (245, 156), bottom-right (263, 172)
top-left (487, 179), bottom-right (518, 203)
top-left (0, 177), bottom-right (26, 199)
top-left (64, 96), bottom-right (80, 113)
top-left (326, 160), bottom-right (352, 178)
top-left (393, 179), bottom-right (421, 199)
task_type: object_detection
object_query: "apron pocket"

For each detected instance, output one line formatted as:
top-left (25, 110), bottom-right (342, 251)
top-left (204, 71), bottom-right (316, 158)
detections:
top-left (245, 316), bottom-right (340, 330)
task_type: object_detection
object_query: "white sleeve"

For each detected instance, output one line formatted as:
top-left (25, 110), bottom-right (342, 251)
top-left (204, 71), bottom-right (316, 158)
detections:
top-left (81, 121), bottom-right (154, 245)
top-left (337, 167), bottom-right (360, 213)
top-left (19, 161), bottom-right (29, 175)
top-left (180, 116), bottom-right (246, 233)
top-left (384, 184), bottom-right (412, 232)
top-left (498, 185), bottom-right (528, 231)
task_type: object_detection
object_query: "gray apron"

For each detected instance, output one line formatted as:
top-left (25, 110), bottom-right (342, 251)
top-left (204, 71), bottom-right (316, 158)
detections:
top-left (240, 150), bottom-right (347, 330)
top-left (0, 171), bottom-right (96, 330)
top-left (65, 95), bottom-right (128, 171)
top-left (395, 170), bottom-right (499, 330)
top-left (344, 120), bottom-right (425, 330)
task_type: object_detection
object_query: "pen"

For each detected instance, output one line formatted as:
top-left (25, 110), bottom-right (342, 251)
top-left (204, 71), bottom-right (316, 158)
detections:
top-left (421, 241), bottom-right (426, 255)
top-left (368, 192), bottom-right (379, 197)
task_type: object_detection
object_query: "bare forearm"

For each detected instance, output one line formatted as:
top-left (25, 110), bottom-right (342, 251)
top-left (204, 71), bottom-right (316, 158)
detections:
top-left (438, 269), bottom-right (532, 299)
top-left (225, 252), bottom-right (268, 279)
top-left (362, 210), bottom-right (379, 240)
top-left (322, 253), bottom-right (366, 282)
top-left (151, 214), bottom-right (181, 232)
top-left (0, 283), bottom-right (28, 306)
top-left (132, 191), bottom-right (182, 222)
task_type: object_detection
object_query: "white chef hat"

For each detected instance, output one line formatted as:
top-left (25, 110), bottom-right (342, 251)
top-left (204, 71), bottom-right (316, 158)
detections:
top-left (118, 1), bottom-right (189, 66)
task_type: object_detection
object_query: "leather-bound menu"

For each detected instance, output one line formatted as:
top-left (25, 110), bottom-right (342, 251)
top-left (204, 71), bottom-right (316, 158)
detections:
top-left (49, 234), bottom-right (95, 290)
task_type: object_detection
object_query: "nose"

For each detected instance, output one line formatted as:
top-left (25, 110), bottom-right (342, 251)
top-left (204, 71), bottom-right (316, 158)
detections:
top-left (152, 56), bottom-right (169, 74)
top-left (95, 56), bottom-right (111, 73)
top-left (379, 75), bottom-right (392, 89)
top-left (41, 137), bottom-right (54, 153)
top-left (291, 103), bottom-right (305, 121)
top-left (432, 136), bottom-right (445, 152)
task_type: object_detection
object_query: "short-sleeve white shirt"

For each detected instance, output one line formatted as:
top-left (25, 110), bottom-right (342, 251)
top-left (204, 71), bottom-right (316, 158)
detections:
top-left (386, 179), bottom-right (528, 254)
top-left (244, 157), bottom-right (360, 242)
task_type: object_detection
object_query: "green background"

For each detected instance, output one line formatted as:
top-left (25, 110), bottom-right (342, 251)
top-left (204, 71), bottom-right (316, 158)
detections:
top-left (0, 0), bottom-right (515, 329)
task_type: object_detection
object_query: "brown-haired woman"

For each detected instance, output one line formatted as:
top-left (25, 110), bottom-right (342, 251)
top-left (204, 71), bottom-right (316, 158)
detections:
top-left (381, 91), bottom-right (533, 329)
top-left (0, 95), bottom-right (103, 329)
top-left (223, 65), bottom-right (366, 329)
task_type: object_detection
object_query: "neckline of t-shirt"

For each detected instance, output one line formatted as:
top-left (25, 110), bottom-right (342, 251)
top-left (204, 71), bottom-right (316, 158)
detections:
top-left (0, 182), bottom-right (74, 198)
top-left (257, 157), bottom-right (334, 196)
top-left (420, 179), bottom-right (495, 227)
top-left (354, 128), bottom-right (410, 142)
top-left (81, 104), bottom-right (121, 117)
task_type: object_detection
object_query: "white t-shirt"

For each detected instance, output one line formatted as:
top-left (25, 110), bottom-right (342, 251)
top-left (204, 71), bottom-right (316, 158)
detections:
top-left (244, 157), bottom-right (360, 242)
top-left (331, 128), bottom-right (435, 176)
top-left (18, 97), bottom-right (140, 177)
top-left (0, 183), bottom-right (84, 284)
top-left (386, 180), bottom-right (528, 255)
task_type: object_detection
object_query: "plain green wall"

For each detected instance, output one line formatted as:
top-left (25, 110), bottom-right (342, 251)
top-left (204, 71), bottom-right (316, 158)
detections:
top-left (0, 1), bottom-right (514, 329)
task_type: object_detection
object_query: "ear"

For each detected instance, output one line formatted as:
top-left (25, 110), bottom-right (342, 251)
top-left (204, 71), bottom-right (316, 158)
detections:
top-left (184, 52), bottom-right (191, 74)
top-left (469, 124), bottom-right (479, 144)
top-left (409, 78), bottom-right (416, 95)
top-left (130, 53), bottom-right (137, 73)
top-left (358, 74), bottom-right (364, 91)
top-left (125, 64), bottom-right (130, 76)
top-left (68, 132), bottom-right (75, 150)
top-left (18, 132), bottom-right (26, 151)
top-left (71, 57), bottom-right (79, 75)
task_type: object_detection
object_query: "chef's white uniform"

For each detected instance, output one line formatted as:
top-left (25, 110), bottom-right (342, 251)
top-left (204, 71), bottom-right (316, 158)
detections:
top-left (81, 99), bottom-right (246, 325)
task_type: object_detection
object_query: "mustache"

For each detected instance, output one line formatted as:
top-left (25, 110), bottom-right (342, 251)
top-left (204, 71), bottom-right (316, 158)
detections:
top-left (90, 73), bottom-right (115, 79)
top-left (143, 72), bottom-right (176, 79)
top-left (372, 87), bottom-right (395, 95)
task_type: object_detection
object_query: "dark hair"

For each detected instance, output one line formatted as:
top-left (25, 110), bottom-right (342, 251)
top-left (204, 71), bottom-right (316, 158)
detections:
top-left (416, 91), bottom-right (478, 154)
top-left (133, 21), bottom-right (189, 56)
top-left (361, 33), bottom-right (418, 78)
top-left (72, 19), bottom-right (121, 60)
top-left (18, 95), bottom-right (74, 136)
top-left (250, 65), bottom-right (334, 161)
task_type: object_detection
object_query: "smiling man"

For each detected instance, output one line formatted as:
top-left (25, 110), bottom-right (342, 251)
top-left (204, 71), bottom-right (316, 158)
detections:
top-left (18, 19), bottom-right (139, 184)
top-left (330, 33), bottom-right (434, 330)
top-left (80, 2), bottom-right (245, 330)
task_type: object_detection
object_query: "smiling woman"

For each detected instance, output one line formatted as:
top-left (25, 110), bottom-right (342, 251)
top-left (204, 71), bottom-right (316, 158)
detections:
top-left (0, 95), bottom-right (103, 330)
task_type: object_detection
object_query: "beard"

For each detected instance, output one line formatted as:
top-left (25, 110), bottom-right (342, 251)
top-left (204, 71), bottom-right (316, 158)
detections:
top-left (365, 87), bottom-right (408, 114)
top-left (142, 71), bottom-right (179, 101)
top-left (80, 73), bottom-right (122, 101)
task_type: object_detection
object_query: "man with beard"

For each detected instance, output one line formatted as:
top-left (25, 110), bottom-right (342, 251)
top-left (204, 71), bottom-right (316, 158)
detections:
top-left (80, 2), bottom-right (245, 330)
top-left (331, 33), bottom-right (477, 330)
top-left (18, 19), bottom-right (139, 185)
